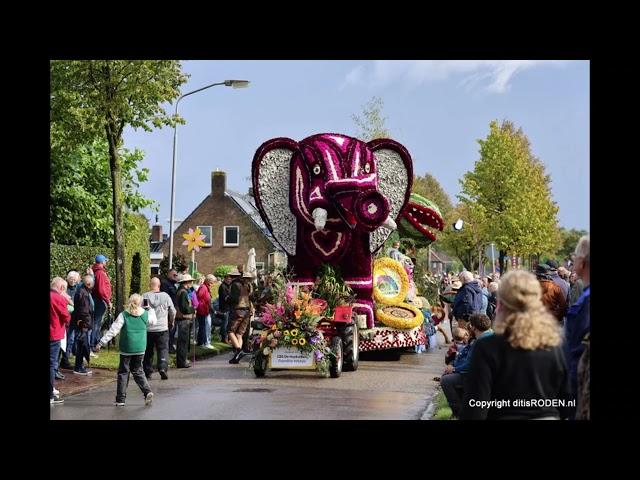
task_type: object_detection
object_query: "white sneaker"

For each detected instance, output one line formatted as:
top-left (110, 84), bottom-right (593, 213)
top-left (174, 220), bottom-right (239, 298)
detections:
top-left (145, 392), bottom-right (154, 406)
top-left (204, 344), bottom-right (215, 350)
top-left (53, 388), bottom-right (60, 396)
top-left (90, 352), bottom-right (98, 358)
top-left (114, 401), bottom-right (126, 406)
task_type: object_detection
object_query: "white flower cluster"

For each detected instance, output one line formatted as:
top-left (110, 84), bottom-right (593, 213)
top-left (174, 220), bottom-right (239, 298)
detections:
top-left (257, 148), bottom-right (298, 255)
top-left (370, 148), bottom-right (410, 253)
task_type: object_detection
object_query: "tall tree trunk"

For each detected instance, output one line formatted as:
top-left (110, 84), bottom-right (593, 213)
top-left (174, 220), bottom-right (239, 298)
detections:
top-left (106, 127), bottom-right (125, 315)
top-left (499, 249), bottom-right (506, 274)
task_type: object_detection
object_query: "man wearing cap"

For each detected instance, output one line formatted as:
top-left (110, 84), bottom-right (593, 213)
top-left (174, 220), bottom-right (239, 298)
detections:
top-left (228, 270), bottom-right (253, 364)
top-left (174, 274), bottom-right (196, 368)
top-left (535, 263), bottom-right (567, 323)
top-left (90, 254), bottom-right (112, 352)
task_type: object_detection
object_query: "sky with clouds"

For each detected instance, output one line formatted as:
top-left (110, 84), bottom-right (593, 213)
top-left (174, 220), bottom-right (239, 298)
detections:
top-left (123, 60), bottom-right (589, 234)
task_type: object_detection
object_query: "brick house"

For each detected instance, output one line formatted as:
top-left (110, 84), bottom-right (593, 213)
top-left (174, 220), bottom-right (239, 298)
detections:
top-left (158, 171), bottom-right (285, 275)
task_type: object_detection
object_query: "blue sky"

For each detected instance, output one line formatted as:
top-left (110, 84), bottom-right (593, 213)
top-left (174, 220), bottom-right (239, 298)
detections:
top-left (124, 60), bottom-right (589, 234)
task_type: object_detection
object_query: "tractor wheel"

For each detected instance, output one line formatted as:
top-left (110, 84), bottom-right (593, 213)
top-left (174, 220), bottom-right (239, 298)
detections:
top-left (329, 336), bottom-right (343, 378)
top-left (253, 353), bottom-right (268, 378)
top-left (342, 319), bottom-right (359, 372)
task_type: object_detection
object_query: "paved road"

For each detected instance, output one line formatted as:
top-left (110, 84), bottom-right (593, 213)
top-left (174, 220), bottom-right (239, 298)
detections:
top-left (51, 343), bottom-right (447, 420)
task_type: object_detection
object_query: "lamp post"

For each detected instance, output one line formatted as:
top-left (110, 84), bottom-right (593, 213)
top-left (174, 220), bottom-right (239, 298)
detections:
top-left (168, 79), bottom-right (250, 269)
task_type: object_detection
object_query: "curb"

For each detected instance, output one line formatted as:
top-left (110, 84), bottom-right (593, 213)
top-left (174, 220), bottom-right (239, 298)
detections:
top-left (420, 387), bottom-right (442, 420)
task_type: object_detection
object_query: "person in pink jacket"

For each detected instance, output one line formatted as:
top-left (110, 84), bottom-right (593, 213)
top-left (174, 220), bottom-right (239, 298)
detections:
top-left (196, 275), bottom-right (215, 348)
top-left (50, 277), bottom-right (71, 405)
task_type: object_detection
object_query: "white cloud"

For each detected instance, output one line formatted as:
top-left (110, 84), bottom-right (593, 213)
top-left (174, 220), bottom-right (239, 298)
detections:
top-left (343, 60), bottom-right (565, 93)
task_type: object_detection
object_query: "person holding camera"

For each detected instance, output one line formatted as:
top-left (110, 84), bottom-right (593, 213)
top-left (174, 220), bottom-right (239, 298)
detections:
top-left (96, 293), bottom-right (157, 406)
top-left (143, 277), bottom-right (176, 380)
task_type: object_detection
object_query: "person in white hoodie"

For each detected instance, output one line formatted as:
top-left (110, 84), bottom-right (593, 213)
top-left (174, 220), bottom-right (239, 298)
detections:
top-left (142, 277), bottom-right (176, 380)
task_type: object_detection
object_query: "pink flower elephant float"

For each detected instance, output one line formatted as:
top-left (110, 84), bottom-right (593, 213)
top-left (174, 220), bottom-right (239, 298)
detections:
top-left (251, 133), bottom-right (413, 328)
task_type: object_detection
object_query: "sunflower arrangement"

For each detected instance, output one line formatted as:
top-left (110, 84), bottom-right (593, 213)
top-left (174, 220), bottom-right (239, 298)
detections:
top-left (251, 278), bottom-right (334, 375)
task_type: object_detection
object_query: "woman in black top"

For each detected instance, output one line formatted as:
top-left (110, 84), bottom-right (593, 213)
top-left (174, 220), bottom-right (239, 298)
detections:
top-left (461, 270), bottom-right (572, 420)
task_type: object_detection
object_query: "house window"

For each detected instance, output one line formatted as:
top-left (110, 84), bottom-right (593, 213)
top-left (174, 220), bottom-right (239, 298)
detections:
top-left (224, 226), bottom-right (240, 247)
top-left (256, 262), bottom-right (265, 272)
top-left (197, 226), bottom-right (212, 246)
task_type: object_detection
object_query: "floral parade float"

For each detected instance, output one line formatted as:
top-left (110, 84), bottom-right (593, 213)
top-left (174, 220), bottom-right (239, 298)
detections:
top-left (250, 133), bottom-right (443, 375)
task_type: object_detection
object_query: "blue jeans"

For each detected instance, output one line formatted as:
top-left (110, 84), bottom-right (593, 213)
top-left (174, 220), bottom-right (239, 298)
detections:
top-left (91, 299), bottom-right (107, 349)
top-left (196, 314), bottom-right (212, 345)
top-left (205, 314), bottom-right (212, 345)
top-left (50, 340), bottom-right (61, 399)
top-left (61, 324), bottom-right (76, 366)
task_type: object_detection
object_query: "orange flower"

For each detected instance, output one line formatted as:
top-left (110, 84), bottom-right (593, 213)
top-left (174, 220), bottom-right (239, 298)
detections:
top-left (294, 311), bottom-right (302, 320)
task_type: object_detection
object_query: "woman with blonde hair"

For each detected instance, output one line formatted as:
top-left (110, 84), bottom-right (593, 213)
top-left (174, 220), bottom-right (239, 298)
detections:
top-left (461, 270), bottom-right (572, 420)
top-left (96, 293), bottom-right (158, 406)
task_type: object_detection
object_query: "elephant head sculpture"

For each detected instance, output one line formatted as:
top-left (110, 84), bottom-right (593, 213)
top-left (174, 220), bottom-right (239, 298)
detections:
top-left (252, 133), bottom-right (414, 327)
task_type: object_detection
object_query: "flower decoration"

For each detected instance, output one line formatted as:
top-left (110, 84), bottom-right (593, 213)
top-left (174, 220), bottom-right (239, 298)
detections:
top-left (182, 227), bottom-right (207, 252)
top-left (249, 274), bottom-right (334, 375)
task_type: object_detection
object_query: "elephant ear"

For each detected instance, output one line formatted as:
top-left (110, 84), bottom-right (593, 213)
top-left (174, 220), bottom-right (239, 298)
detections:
top-left (252, 137), bottom-right (299, 256)
top-left (367, 138), bottom-right (414, 253)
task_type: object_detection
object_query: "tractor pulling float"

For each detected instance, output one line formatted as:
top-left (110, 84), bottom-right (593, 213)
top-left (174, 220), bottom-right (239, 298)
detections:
top-left (249, 133), bottom-right (443, 378)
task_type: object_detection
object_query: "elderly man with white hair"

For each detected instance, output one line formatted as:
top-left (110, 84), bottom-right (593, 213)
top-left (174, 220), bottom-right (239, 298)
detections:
top-left (452, 271), bottom-right (483, 322)
top-left (564, 235), bottom-right (590, 419)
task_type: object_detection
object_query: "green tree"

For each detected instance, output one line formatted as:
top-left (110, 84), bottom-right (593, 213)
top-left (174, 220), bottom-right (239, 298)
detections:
top-left (459, 120), bottom-right (560, 273)
top-left (555, 227), bottom-right (589, 263)
top-left (50, 139), bottom-right (156, 246)
top-left (439, 202), bottom-right (489, 271)
top-left (50, 60), bottom-right (188, 314)
top-left (412, 173), bottom-right (453, 217)
top-left (352, 96), bottom-right (390, 141)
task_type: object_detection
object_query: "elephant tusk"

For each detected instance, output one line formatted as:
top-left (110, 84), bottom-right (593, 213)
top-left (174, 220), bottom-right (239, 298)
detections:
top-left (312, 208), bottom-right (328, 231)
top-left (381, 215), bottom-right (397, 231)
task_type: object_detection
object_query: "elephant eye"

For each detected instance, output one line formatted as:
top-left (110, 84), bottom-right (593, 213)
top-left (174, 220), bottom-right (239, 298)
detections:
top-left (364, 163), bottom-right (371, 173)
top-left (313, 164), bottom-right (322, 175)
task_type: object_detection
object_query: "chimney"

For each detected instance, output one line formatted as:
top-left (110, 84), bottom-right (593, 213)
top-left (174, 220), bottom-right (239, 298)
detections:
top-left (212, 171), bottom-right (226, 198)
top-left (151, 224), bottom-right (163, 242)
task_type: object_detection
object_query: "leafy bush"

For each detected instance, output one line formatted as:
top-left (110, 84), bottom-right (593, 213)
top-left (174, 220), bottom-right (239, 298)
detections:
top-left (214, 264), bottom-right (236, 278)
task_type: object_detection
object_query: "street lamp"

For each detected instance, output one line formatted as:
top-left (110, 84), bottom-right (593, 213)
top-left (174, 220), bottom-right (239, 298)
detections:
top-left (168, 79), bottom-right (251, 269)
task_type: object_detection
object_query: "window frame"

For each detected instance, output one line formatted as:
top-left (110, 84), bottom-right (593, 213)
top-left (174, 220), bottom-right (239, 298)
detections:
top-left (197, 225), bottom-right (213, 247)
top-left (223, 225), bottom-right (240, 247)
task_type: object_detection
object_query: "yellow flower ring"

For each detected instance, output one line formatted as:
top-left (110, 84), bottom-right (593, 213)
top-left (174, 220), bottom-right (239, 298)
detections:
top-left (373, 258), bottom-right (410, 305)
top-left (291, 338), bottom-right (299, 346)
top-left (298, 338), bottom-right (306, 346)
top-left (376, 302), bottom-right (424, 330)
top-left (290, 329), bottom-right (299, 337)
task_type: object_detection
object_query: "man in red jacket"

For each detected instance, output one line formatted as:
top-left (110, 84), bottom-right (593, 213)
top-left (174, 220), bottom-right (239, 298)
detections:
top-left (51, 277), bottom-right (71, 405)
top-left (90, 254), bottom-right (112, 353)
top-left (196, 274), bottom-right (215, 348)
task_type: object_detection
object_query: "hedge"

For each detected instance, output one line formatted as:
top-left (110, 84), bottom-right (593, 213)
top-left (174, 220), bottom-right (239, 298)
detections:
top-left (50, 213), bottom-right (151, 303)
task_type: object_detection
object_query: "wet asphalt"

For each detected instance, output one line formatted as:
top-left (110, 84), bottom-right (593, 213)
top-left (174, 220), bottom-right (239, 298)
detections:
top-left (50, 340), bottom-right (447, 420)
